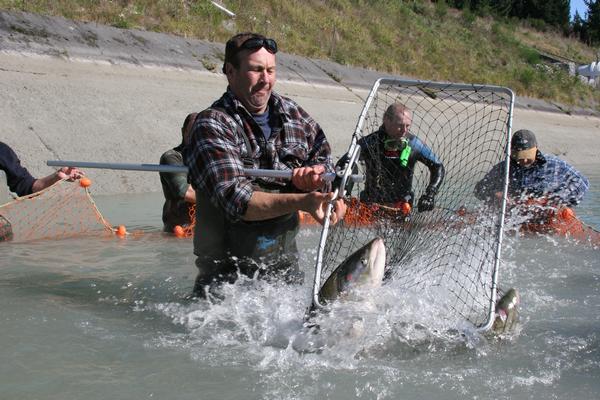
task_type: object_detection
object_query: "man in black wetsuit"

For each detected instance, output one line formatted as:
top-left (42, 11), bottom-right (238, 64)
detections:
top-left (349, 103), bottom-right (445, 212)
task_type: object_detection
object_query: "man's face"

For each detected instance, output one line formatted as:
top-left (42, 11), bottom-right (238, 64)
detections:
top-left (226, 48), bottom-right (276, 114)
top-left (512, 147), bottom-right (537, 168)
top-left (384, 109), bottom-right (412, 139)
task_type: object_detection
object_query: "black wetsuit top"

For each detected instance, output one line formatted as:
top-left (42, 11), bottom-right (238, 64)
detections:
top-left (346, 129), bottom-right (445, 204)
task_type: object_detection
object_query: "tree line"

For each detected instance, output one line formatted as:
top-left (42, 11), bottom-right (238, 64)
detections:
top-left (573, 1), bottom-right (600, 46)
top-left (443, 0), bottom-right (600, 47)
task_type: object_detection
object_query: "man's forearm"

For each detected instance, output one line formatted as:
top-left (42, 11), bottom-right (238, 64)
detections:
top-left (243, 191), bottom-right (308, 221)
top-left (31, 172), bottom-right (60, 193)
top-left (426, 163), bottom-right (445, 195)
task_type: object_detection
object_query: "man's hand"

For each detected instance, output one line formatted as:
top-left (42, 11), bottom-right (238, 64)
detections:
top-left (32, 167), bottom-right (84, 193)
top-left (292, 165), bottom-right (326, 192)
top-left (57, 167), bottom-right (83, 181)
top-left (304, 192), bottom-right (347, 226)
top-left (417, 193), bottom-right (435, 212)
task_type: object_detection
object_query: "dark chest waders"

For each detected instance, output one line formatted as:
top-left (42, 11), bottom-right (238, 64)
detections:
top-left (224, 211), bottom-right (300, 282)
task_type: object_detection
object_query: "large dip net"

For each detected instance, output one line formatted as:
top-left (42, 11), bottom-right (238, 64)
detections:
top-left (0, 179), bottom-right (114, 242)
top-left (313, 78), bottom-right (514, 330)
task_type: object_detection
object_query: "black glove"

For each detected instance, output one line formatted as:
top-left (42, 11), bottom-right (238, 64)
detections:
top-left (417, 193), bottom-right (435, 212)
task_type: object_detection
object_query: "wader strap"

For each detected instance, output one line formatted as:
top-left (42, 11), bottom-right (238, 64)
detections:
top-left (212, 107), bottom-right (255, 168)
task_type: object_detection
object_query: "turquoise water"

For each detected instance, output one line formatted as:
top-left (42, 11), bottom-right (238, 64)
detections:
top-left (0, 167), bottom-right (598, 400)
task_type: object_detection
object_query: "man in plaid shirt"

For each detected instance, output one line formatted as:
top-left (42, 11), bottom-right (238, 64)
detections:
top-left (185, 32), bottom-right (346, 297)
top-left (475, 129), bottom-right (589, 209)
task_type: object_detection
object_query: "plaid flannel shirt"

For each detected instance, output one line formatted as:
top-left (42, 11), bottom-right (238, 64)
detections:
top-left (474, 152), bottom-right (589, 206)
top-left (185, 89), bottom-right (333, 222)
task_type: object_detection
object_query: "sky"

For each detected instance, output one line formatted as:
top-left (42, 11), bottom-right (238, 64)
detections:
top-left (570, 0), bottom-right (588, 19)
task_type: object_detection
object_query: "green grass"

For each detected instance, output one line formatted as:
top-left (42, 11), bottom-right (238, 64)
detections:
top-left (1, 0), bottom-right (599, 110)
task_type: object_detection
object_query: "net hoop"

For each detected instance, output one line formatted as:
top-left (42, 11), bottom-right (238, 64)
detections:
top-left (312, 77), bottom-right (515, 332)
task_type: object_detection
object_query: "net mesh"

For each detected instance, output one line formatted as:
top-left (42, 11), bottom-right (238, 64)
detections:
top-left (317, 79), bottom-right (514, 329)
top-left (0, 179), bottom-right (114, 242)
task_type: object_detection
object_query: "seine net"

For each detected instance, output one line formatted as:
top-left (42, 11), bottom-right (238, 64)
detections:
top-left (0, 179), bottom-right (114, 242)
top-left (315, 78), bottom-right (514, 330)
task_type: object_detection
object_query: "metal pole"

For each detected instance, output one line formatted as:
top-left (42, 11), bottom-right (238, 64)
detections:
top-left (47, 160), bottom-right (364, 183)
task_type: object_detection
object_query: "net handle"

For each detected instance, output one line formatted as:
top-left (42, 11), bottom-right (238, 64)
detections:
top-left (311, 144), bottom-right (361, 309)
top-left (47, 160), bottom-right (364, 183)
top-left (310, 76), bottom-right (383, 310)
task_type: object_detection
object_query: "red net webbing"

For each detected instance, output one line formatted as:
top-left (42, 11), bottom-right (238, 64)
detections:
top-left (298, 197), bottom-right (410, 227)
top-left (0, 179), bottom-right (114, 242)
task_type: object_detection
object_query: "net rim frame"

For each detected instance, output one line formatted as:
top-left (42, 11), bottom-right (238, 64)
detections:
top-left (311, 77), bottom-right (516, 332)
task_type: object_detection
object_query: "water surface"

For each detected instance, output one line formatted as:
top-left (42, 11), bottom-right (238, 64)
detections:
top-left (1, 168), bottom-right (598, 400)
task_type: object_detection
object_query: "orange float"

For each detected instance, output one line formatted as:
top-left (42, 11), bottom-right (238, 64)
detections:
top-left (79, 177), bottom-right (92, 188)
top-left (400, 202), bottom-right (412, 215)
top-left (115, 225), bottom-right (127, 237)
top-left (173, 225), bottom-right (186, 238)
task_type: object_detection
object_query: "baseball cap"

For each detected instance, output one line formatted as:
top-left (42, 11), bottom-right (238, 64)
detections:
top-left (511, 129), bottom-right (537, 160)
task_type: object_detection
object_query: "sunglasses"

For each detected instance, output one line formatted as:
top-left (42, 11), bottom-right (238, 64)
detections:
top-left (239, 37), bottom-right (278, 54)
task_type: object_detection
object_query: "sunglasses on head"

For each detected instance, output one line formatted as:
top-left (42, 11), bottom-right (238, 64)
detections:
top-left (239, 37), bottom-right (278, 54)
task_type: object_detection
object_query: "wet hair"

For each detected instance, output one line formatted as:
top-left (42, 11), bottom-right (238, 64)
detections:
top-left (222, 32), bottom-right (267, 73)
